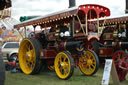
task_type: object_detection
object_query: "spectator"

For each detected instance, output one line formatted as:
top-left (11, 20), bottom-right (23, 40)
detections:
top-left (115, 58), bottom-right (128, 82)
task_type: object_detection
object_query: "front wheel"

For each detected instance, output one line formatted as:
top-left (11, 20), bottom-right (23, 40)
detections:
top-left (54, 51), bottom-right (74, 80)
top-left (79, 50), bottom-right (99, 76)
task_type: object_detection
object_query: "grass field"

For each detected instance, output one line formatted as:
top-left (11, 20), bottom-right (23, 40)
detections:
top-left (5, 67), bottom-right (128, 85)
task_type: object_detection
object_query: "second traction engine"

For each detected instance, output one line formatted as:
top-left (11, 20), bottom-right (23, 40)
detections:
top-left (94, 24), bottom-right (128, 61)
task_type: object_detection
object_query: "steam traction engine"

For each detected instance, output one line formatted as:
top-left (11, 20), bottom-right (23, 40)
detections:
top-left (93, 16), bottom-right (128, 68)
top-left (14, 4), bottom-right (110, 80)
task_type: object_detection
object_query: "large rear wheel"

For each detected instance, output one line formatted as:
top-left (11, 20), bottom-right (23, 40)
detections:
top-left (19, 38), bottom-right (42, 74)
top-left (54, 51), bottom-right (74, 80)
top-left (79, 50), bottom-right (99, 76)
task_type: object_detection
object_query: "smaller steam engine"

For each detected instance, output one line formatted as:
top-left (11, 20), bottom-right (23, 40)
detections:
top-left (92, 22), bottom-right (128, 65)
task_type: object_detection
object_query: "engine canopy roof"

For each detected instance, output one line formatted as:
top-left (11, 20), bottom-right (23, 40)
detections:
top-left (14, 4), bottom-right (110, 30)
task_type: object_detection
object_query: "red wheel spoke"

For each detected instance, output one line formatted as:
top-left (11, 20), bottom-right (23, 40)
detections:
top-left (113, 51), bottom-right (128, 66)
top-left (117, 54), bottom-right (121, 60)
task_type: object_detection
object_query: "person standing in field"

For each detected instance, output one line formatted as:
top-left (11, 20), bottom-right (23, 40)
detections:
top-left (115, 58), bottom-right (128, 82)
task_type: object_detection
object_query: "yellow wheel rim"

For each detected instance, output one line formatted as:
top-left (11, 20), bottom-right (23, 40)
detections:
top-left (19, 39), bottom-right (36, 74)
top-left (79, 50), bottom-right (96, 75)
top-left (55, 52), bottom-right (71, 79)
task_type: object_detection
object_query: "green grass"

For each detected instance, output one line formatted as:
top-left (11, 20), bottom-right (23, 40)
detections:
top-left (5, 67), bottom-right (128, 85)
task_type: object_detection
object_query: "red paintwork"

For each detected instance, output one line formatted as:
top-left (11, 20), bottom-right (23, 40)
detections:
top-left (57, 40), bottom-right (66, 51)
top-left (74, 57), bottom-right (79, 67)
top-left (78, 4), bottom-right (110, 19)
top-left (40, 50), bottom-right (56, 59)
top-left (46, 59), bottom-right (54, 66)
top-left (99, 47), bottom-right (113, 57)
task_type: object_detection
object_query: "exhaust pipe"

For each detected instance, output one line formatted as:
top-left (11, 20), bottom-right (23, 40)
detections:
top-left (69, 0), bottom-right (76, 37)
top-left (126, 0), bottom-right (128, 13)
top-left (69, 0), bottom-right (76, 8)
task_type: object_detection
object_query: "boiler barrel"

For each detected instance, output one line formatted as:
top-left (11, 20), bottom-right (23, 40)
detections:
top-left (58, 41), bottom-right (84, 52)
top-left (111, 42), bottom-right (128, 49)
top-left (120, 42), bottom-right (128, 49)
top-left (66, 41), bottom-right (84, 52)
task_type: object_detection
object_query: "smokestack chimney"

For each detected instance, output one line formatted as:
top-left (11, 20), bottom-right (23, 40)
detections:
top-left (126, 0), bottom-right (128, 13)
top-left (69, 0), bottom-right (76, 8)
top-left (69, 0), bottom-right (76, 37)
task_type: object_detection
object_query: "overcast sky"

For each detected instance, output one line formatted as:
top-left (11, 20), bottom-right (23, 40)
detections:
top-left (11, 0), bottom-right (126, 21)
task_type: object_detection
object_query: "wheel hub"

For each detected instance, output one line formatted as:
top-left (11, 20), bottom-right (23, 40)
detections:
top-left (87, 59), bottom-right (92, 65)
top-left (61, 62), bottom-right (68, 69)
top-left (25, 51), bottom-right (33, 62)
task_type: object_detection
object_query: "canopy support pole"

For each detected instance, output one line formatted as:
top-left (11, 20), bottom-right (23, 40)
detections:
top-left (101, 16), bottom-right (106, 34)
top-left (17, 28), bottom-right (24, 39)
top-left (76, 15), bottom-right (86, 36)
top-left (70, 17), bottom-right (75, 37)
top-left (97, 15), bottom-right (99, 36)
top-left (85, 14), bottom-right (88, 35)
